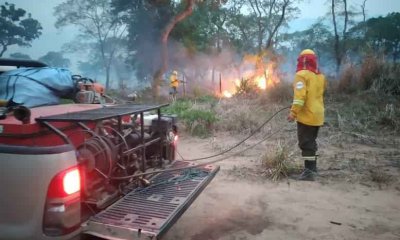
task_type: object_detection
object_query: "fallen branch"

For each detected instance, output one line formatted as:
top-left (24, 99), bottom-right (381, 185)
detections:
top-left (342, 131), bottom-right (377, 144)
top-left (330, 221), bottom-right (342, 225)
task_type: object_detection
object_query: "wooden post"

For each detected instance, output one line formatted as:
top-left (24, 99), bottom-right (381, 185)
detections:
top-left (183, 74), bottom-right (186, 97)
top-left (219, 73), bottom-right (222, 94)
top-left (212, 67), bottom-right (215, 91)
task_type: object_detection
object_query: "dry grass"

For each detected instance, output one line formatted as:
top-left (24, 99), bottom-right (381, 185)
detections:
top-left (368, 167), bottom-right (393, 189)
top-left (324, 92), bottom-right (400, 134)
top-left (258, 81), bottom-right (292, 105)
top-left (371, 63), bottom-right (400, 95)
top-left (337, 63), bottom-right (359, 93)
top-left (191, 85), bottom-right (209, 99)
top-left (261, 142), bottom-right (301, 181)
top-left (335, 55), bottom-right (399, 96)
top-left (359, 55), bottom-right (384, 90)
top-left (215, 98), bottom-right (268, 134)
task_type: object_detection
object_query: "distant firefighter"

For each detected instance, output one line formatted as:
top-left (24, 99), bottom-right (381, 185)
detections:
top-left (287, 49), bottom-right (327, 181)
top-left (169, 70), bottom-right (180, 101)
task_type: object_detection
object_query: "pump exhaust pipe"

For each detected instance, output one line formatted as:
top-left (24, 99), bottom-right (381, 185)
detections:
top-left (13, 106), bottom-right (31, 124)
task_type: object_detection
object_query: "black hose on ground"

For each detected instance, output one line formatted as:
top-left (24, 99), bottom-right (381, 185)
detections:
top-left (110, 106), bottom-right (290, 180)
top-left (180, 106), bottom-right (290, 161)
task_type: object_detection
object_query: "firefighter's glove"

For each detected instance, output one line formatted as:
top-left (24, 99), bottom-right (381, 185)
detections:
top-left (287, 113), bottom-right (296, 122)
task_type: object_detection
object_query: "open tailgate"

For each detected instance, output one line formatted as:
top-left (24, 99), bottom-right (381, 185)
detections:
top-left (82, 161), bottom-right (219, 240)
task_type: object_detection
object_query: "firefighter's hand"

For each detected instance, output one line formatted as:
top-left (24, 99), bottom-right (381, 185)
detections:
top-left (287, 114), bottom-right (295, 122)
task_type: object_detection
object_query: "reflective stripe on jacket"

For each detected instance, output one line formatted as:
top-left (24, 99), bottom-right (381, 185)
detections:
top-left (290, 69), bottom-right (326, 126)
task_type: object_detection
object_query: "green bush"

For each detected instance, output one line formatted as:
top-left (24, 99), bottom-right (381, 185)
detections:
top-left (163, 100), bottom-right (192, 116)
top-left (196, 95), bottom-right (218, 104)
top-left (180, 108), bottom-right (218, 137)
top-left (162, 99), bottom-right (218, 137)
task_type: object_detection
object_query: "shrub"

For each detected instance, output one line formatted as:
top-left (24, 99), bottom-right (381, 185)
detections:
top-left (162, 99), bottom-right (218, 137)
top-left (258, 81), bottom-right (292, 104)
top-left (325, 92), bottom-right (400, 133)
top-left (359, 55), bottom-right (384, 90)
top-left (235, 77), bottom-right (258, 96)
top-left (338, 64), bottom-right (359, 93)
top-left (195, 95), bottom-right (218, 107)
top-left (371, 64), bottom-right (400, 95)
top-left (376, 103), bottom-right (400, 131)
top-left (261, 142), bottom-right (301, 181)
top-left (163, 99), bottom-right (192, 116)
top-left (180, 108), bottom-right (218, 137)
top-left (215, 98), bottom-right (267, 134)
top-left (369, 167), bottom-right (393, 189)
top-left (191, 85), bottom-right (208, 99)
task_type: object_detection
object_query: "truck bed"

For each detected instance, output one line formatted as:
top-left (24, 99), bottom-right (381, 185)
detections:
top-left (82, 161), bottom-right (219, 240)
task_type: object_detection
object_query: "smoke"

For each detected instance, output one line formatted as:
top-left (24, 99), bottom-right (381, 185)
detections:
top-left (167, 40), bottom-right (241, 95)
top-left (162, 39), bottom-right (291, 97)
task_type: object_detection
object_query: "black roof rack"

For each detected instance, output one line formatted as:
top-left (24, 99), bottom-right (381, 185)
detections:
top-left (0, 58), bottom-right (47, 68)
top-left (36, 104), bottom-right (169, 122)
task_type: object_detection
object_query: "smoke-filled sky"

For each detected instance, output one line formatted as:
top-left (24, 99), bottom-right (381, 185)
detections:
top-left (5, 0), bottom-right (400, 61)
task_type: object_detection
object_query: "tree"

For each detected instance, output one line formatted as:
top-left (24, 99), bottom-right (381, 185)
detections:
top-left (54, 0), bottom-right (127, 89)
top-left (111, 0), bottom-right (174, 82)
top-left (0, 2), bottom-right (42, 57)
top-left (112, 0), bottom-right (232, 98)
top-left (38, 51), bottom-right (70, 68)
top-left (153, 0), bottom-right (228, 98)
top-left (9, 52), bottom-right (31, 59)
top-left (225, 1), bottom-right (257, 52)
top-left (281, 22), bottom-right (336, 73)
top-left (359, 13), bottom-right (400, 62)
top-left (329, 0), bottom-right (358, 74)
top-left (152, 0), bottom-right (196, 98)
top-left (226, 0), bottom-right (299, 53)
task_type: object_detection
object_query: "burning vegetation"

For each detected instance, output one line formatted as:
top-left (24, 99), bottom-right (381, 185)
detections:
top-left (219, 53), bottom-right (281, 98)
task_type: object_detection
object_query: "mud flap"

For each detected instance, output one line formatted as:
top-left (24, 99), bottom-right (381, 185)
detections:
top-left (82, 161), bottom-right (219, 240)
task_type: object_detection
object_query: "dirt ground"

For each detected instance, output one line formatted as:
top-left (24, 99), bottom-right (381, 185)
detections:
top-left (163, 126), bottom-right (400, 240)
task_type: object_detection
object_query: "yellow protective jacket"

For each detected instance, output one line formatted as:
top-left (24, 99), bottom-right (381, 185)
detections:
top-left (170, 75), bottom-right (179, 88)
top-left (290, 70), bottom-right (326, 126)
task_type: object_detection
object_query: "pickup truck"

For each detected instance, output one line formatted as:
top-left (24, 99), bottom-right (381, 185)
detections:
top-left (0, 59), bottom-right (219, 240)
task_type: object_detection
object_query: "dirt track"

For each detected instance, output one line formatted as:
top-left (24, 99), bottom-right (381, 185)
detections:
top-left (163, 132), bottom-right (400, 240)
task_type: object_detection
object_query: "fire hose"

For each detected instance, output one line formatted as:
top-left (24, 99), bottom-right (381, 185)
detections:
top-left (110, 106), bottom-right (290, 180)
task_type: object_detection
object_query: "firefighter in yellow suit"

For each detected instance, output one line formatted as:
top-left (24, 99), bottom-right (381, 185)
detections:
top-left (287, 49), bottom-right (327, 181)
top-left (169, 70), bottom-right (179, 101)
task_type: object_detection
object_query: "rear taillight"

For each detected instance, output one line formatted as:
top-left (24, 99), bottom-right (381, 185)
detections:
top-left (47, 167), bottom-right (81, 198)
top-left (63, 168), bottom-right (80, 195)
top-left (43, 166), bottom-right (81, 236)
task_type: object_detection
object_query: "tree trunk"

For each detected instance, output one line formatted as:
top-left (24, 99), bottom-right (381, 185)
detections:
top-left (361, 0), bottom-right (367, 23)
top-left (265, 0), bottom-right (289, 50)
top-left (342, 0), bottom-right (348, 59)
top-left (332, 0), bottom-right (341, 75)
top-left (361, 0), bottom-right (367, 36)
top-left (105, 67), bottom-right (111, 90)
top-left (152, 0), bottom-right (195, 99)
top-left (0, 45), bottom-right (7, 57)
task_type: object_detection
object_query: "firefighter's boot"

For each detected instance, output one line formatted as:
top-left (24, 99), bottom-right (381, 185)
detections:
top-left (298, 156), bottom-right (317, 181)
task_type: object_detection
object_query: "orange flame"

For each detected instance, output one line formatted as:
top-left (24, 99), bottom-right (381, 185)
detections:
top-left (256, 75), bottom-right (267, 90)
top-left (219, 57), bottom-right (280, 98)
top-left (222, 90), bottom-right (233, 98)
